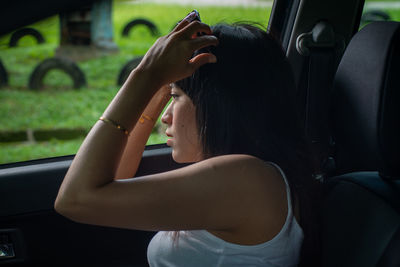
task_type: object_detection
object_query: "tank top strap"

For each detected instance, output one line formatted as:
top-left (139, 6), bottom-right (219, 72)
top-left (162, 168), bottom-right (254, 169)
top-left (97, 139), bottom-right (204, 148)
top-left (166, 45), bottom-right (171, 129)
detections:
top-left (266, 161), bottom-right (293, 217)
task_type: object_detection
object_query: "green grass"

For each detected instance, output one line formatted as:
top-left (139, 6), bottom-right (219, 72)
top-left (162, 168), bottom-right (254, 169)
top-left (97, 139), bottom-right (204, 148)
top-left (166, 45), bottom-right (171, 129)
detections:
top-left (0, 138), bottom-right (84, 164)
top-left (0, 3), bottom-right (271, 164)
top-left (0, 132), bottom-right (168, 164)
top-left (1, 88), bottom-right (115, 130)
top-left (384, 9), bottom-right (400, 21)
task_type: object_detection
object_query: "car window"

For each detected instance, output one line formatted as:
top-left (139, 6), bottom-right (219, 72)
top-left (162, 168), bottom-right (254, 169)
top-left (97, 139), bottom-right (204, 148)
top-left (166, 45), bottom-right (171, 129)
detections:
top-left (0, 0), bottom-right (272, 165)
top-left (361, 0), bottom-right (400, 28)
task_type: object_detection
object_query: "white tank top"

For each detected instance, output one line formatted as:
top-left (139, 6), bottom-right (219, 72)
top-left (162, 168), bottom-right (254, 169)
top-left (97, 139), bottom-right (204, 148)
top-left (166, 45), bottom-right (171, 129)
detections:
top-left (147, 162), bottom-right (304, 267)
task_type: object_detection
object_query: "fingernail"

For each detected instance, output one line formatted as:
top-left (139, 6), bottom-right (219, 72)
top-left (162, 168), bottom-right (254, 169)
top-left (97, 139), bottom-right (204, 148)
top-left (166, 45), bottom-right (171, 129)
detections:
top-left (184, 11), bottom-right (196, 21)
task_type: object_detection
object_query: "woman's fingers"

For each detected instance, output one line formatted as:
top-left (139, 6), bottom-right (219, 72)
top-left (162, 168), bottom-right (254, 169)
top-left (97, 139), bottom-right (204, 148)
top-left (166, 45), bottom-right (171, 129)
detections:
top-left (173, 11), bottom-right (198, 32)
top-left (177, 21), bottom-right (218, 52)
top-left (178, 21), bottom-right (213, 39)
top-left (189, 34), bottom-right (219, 51)
top-left (173, 18), bottom-right (190, 33)
top-left (176, 22), bottom-right (218, 76)
top-left (188, 53), bottom-right (217, 71)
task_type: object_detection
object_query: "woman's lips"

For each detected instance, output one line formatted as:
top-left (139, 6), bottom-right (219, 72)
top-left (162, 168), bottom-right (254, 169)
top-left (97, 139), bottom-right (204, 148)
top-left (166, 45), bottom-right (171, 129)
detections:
top-left (166, 139), bottom-right (173, 146)
top-left (166, 132), bottom-right (173, 146)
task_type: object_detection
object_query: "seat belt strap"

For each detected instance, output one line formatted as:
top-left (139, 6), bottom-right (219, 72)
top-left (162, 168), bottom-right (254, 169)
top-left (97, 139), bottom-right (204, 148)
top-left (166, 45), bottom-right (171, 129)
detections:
top-left (296, 21), bottom-right (344, 176)
top-left (306, 48), bottom-right (335, 175)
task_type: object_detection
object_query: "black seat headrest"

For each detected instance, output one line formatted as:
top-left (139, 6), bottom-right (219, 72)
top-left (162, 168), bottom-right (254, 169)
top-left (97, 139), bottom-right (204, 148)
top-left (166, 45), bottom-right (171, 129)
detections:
top-left (332, 21), bottom-right (400, 179)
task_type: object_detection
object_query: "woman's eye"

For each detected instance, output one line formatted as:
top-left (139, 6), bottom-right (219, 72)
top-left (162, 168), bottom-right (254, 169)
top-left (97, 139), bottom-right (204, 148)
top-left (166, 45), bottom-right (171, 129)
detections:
top-left (170, 93), bottom-right (179, 99)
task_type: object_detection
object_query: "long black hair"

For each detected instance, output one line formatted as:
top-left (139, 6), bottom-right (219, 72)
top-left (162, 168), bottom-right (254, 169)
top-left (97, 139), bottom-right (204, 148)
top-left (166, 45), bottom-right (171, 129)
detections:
top-left (176, 23), bottom-right (321, 266)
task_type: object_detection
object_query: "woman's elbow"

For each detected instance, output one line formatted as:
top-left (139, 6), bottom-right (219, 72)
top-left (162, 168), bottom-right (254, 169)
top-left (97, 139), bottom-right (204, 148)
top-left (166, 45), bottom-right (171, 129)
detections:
top-left (54, 192), bottom-right (82, 222)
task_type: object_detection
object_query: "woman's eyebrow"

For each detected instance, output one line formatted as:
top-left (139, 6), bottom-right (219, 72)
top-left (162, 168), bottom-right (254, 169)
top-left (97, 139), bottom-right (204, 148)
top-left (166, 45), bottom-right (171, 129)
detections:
top-left (170, 83), bottom-right (184, 93)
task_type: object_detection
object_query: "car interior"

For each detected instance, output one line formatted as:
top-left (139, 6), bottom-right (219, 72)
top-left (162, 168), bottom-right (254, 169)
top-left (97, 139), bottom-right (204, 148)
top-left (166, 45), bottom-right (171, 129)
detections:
top-left (0, 0), bottom-right (399, 266)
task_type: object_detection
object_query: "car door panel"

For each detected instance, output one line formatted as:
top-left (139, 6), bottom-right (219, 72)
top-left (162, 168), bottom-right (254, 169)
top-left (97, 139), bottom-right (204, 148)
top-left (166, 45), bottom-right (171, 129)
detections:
top-left (0, 144), bottom-right (184, 266)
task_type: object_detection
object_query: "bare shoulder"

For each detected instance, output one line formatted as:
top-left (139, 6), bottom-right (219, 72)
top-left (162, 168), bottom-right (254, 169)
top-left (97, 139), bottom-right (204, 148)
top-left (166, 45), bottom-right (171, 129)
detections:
top-left (192, 154), bottom-right (288, 217)
top-left (199, 154), bottom-right (289, 244)
top-left (197, 154), bottom-right (285, 189)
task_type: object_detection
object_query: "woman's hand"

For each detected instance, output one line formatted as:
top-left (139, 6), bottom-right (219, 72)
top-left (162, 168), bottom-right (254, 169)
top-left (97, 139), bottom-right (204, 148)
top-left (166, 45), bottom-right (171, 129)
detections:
top-left (136, 18), bottom-right (219, 88)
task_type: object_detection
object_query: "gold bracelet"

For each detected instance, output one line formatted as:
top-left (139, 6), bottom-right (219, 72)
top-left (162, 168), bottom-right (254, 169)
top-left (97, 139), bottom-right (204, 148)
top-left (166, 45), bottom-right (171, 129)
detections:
top-left (99, 116), bottom-right (129, 136)
top-left (139, 114), bottom-right (154, 124)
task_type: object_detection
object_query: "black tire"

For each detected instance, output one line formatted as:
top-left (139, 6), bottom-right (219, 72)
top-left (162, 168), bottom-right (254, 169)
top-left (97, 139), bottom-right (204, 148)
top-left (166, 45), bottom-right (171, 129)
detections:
top-left (9, 27), bottom-right (45, 47)
top-left (117, 56), bottom-right (143, 86)
top-left (122, 19), bottom-right (159, 37)
top-left (361, 10), bottom-right (391, 24)
top-left (0, 59), bottom-right (8, 88)
top-left (29, 58), bottom-right (87, 90)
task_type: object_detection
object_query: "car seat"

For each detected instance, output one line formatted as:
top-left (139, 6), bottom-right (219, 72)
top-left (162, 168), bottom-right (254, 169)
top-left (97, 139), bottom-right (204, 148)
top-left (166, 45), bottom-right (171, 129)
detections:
top-left (322, 21), bottom-right (400, 267)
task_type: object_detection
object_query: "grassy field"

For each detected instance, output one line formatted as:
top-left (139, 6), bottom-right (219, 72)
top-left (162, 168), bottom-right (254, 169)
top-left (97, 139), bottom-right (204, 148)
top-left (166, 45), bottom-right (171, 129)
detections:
top-left (0, 2), bottom-right (271, 164)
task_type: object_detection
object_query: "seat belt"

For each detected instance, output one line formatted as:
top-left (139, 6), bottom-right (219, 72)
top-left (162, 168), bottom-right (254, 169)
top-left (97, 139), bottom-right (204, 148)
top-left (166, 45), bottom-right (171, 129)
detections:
top-left (306, 48), bottom-right (335, 177)
top-left (296, 21), bottom-right (344, 178)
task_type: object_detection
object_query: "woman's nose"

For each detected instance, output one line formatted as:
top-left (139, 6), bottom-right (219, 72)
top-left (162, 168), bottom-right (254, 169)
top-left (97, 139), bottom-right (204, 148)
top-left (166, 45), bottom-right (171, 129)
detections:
top-left (161, 104), bottom-right (172, 125)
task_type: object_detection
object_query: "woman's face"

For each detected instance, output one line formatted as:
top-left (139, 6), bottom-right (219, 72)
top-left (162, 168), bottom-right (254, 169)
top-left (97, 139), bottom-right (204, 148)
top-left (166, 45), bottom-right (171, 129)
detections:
top-left (161, 84), bottom-right (203, 163)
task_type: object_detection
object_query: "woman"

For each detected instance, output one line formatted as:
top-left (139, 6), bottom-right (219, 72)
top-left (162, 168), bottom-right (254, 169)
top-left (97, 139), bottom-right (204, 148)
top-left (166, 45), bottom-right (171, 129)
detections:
top-left (55, 11), bottom-right (320, 266)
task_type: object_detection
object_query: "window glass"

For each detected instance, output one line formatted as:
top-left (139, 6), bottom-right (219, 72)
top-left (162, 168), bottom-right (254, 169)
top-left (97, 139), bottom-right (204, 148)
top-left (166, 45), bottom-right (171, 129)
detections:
top-left (361, 0), bottom-right (400, 29)
top-left (0, 0), bottom-right (272, 164)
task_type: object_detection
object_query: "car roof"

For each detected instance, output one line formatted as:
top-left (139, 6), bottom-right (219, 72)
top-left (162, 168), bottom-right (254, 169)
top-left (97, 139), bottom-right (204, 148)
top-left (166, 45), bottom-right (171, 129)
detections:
top-left (0, 0), bottom-right (95, 36)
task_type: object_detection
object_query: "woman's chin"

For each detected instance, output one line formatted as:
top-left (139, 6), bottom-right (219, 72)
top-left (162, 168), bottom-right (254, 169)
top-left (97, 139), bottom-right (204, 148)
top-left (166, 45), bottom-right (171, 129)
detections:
top-left (172, 151), bottom-right (195, 164)
top-left (172, 152), bottom-right (202, 163)
top-left (171, 151), bottom-right (184, 163)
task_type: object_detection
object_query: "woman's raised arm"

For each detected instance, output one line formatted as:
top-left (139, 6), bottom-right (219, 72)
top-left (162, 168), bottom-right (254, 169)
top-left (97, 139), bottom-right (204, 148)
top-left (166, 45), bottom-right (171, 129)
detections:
top-left (54, 18), bottom-right (219, 225)
top-left (114, 85), bottom-right (171, 179)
